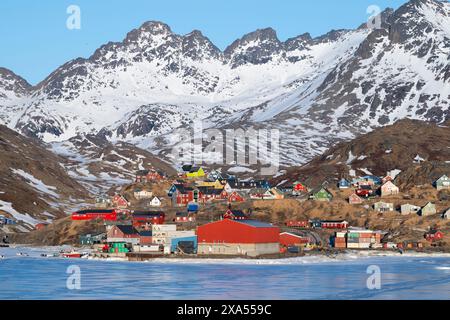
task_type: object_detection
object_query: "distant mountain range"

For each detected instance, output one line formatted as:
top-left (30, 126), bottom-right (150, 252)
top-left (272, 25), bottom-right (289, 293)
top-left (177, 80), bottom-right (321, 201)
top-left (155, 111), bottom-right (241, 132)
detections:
top-left (0, 0), bottom-right (449, 167)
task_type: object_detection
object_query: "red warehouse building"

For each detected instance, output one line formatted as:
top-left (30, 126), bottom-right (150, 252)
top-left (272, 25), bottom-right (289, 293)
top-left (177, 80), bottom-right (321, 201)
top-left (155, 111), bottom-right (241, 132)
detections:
top-left (279, 232), bottom-right (310, 247)
top-left (197, 219), bottom-right (280, 257)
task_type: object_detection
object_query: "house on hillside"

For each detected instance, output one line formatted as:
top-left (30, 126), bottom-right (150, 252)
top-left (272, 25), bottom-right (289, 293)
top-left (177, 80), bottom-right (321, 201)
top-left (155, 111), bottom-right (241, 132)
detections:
top-left (381, 181), bottom-right (399, 197)
top-left (373, 201), bottom-right (394, 213)
top-left (401, 204), bottom-right (421, 215)
top-left (186, 167), bottom-right (206, 179)
top-left (149, 196), bottom-right (162, 207)
top-left (249, 188), bottom-right (275, 200)
top-left (134, 188), bottom-right (153, 200)
top-left (292, 181), bottom-right (308, 194)
top-left (171, 185), bottom-right (198, 207)
top-left (435, 175), bottom-right (450, 190)
top-left (348, 193), bottom-right (363, 205)
top-left (135, 169), bottom-right (164, 183)
top-left (223, 209), bottom-right (248, 220)
top-left (338, 178), bottom-right (350, 189)
top-left (227, 191), bottom-right (246, 203)
top-left (207, 170), bottom-right (222, 181)
top-left (443, 209), bottom-right (450, 220)
top-left (112, 194), bottom-right (130, 209)
top-left (310, 187), bottom-right (333, 202)
top-left (420, 202), bottom-right (437, 216)
top-left (95, 194), bottom-right (111, 208)
top-left (198, 188), bottom-right (224, 203)
top-left (175, 212), bottom-right (196, 223)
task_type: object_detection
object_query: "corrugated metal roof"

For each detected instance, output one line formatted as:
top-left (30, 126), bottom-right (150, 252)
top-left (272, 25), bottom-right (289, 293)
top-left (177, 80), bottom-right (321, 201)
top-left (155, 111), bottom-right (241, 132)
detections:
top-left (235, 220), bottom-right (275, 228)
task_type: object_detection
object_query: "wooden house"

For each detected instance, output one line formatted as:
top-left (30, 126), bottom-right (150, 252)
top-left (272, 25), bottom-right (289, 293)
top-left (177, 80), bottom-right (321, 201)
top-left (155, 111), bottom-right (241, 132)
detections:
top-left (348, 193), bottom-right (363, 205)
top-left (112, 194), bottom-right (130, 209)
top-left (198, 188), bottom-right (224, 203)
top-left (149, 196), bottom-right (162, 207)
top-left (400, 204), bottom-right (421, 215)
top-left (133, 188), bottom-right (153, 200)
top-left (95, 194), bottom-right (111, 208)
top-left (425, 230), bottom-right (444, 242)
top-left (443, 209), bottom-right (450, 220)
top-left (227, 191), bottom-right (246, 203)
top-left (222, 209), bottom-right (248, 220)
top-left (310, 187), bottom-right (333, 202)
top-left (381, 181), bottom-right (399, 197)
top-left (171, 185), bottom-right (197, 207)
top-left (373, 201), bottom-right (394, 212)
top-left (338, 178), bottom-right (351, 189)
top-left (186, 167), bottom-right (206, 179)
top-left (436, 175), bottom-right (450, 190)
top-left (420, 202), bottom-right (437, 216)
top-left (107, 225), bottom-right (141, 245)
top-left (249, 188), bottom-right (275, 200)
top-left (293, 181), bottom-right (308, 194)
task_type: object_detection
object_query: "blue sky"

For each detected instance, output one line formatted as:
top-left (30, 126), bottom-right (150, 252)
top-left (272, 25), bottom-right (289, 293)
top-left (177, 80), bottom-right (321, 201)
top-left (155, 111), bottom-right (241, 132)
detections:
top-left (0, 0), bottom-right (410, 85)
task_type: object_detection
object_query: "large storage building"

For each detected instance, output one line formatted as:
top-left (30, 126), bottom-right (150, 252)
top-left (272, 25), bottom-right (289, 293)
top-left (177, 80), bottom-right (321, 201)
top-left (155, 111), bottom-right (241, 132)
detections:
top-left (197, 219), bottom-right (280, 257)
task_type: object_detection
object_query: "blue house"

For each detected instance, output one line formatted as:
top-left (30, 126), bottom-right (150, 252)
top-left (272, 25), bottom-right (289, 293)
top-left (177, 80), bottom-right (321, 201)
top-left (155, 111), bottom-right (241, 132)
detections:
top-left (338, 178), bottom-right (350, 189)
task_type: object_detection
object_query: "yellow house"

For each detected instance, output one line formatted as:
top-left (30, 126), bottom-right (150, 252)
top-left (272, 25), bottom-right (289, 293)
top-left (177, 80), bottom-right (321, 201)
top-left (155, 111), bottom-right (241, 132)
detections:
top-left (186, 167), bottom-right (206, 179)
top-left (196, 179), bottom-right (224, 189)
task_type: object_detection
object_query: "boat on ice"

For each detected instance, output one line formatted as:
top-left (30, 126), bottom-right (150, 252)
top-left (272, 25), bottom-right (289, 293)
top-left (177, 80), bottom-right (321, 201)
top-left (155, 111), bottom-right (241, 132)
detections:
top-left (61, 251), bottom-right (89, 258)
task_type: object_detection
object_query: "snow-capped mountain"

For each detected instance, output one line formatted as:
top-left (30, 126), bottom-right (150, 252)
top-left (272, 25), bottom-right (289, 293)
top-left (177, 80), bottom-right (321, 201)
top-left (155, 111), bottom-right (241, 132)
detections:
top-left (1, 0), bottom-right (449, 167)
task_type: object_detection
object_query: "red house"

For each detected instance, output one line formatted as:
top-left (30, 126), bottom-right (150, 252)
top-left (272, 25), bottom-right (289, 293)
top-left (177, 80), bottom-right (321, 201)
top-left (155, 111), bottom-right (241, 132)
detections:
top-left (112, 194), bottom-right (130, 209)
top-left (222, 209), bottom-right (248, 220)
top-left (228, 191), bottom-right (245, 203)
top-left (171, 186), bottom-right (196, 207)
top-left (279, 232), bottom-right (310, 247)
top-left (321, 220), bottom-right (349, 229)
top-left (425, 230), bottom-right (444, 242)
top-left (285, 220), bottom-right (309, 228)
top-left (293, 182), bottom-right (308, 193)
top-left (135, 169), bottom-right (164, 183)
top-left (132, 211), bottom-right (165, 229)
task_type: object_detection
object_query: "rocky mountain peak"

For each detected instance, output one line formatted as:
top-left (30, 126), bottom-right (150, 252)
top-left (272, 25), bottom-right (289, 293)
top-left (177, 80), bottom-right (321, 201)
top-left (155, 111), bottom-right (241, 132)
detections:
top-left (0, 67), bottom-right (31, 96)
top-left (182, 30), bottom-right (222, 60)
top-left (284, 33), bottom-right (313, 51)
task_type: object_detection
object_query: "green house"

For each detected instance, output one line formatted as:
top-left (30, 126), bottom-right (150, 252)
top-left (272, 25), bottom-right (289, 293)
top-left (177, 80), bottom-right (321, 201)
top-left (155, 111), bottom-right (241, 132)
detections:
top-left (310, 188), bottom-right (333, 202)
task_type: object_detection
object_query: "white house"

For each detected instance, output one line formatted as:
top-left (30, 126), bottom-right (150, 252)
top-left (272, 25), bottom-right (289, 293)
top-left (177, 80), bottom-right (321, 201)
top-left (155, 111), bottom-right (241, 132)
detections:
top-left (134, 189), bottom-right (153, 200)
top-left (381, 181), bottom-right (399, 197)
top-left (149, 196), bottom-right (162, 207)
top-left (400, 204), bottom-right (421, 215)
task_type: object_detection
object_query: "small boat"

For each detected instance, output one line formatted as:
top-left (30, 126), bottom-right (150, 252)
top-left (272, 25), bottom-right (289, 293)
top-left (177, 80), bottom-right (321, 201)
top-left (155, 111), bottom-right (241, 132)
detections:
top-left (0, 255), bottom-right (5, 259)
top-left (61, 251), bottom-right (89, 258)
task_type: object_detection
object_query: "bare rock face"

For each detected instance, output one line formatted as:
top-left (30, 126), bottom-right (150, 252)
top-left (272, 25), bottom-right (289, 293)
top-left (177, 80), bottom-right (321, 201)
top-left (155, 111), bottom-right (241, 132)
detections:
top-left (0, 0), bottom-right (449, 168)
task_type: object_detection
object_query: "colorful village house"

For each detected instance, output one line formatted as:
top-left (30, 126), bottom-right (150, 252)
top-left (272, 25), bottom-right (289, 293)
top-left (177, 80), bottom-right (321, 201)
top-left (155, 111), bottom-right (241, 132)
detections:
top-left (132, 211), bottom-right (165, 229)
top-left (186, 166), bottom-right (206, 179)
top-left (249, 188), bottom-right (276, 200)
top-left (310, 187), bottom-right (333, 202)
top-left (149, 196), bottom-right (162, 207)
top-left (198, 188), bottom-right (224, 203)
top-left (425, 229), bottom-right (444, 242)
top-left (207, 170), bottom-right (223, 181)
top-left (107, 225), bottom-right (141, 245)
top-left (380, 181), bottom-right (399, 197)
top-left (443, 209), bottom-right (450, 220)
top-left (293, 181), bottom-right (308, 194)
top-left (135, 169), bottom-right (164, 183)
top-left (228, 191), bottom-right (246, 203)
top-left (401, 204), bottom-right (421, 215)
top-left (435, 175), bottom-right (450, 190)
top-left (223, 209), bottom-right (248, 220)
top-left (171, 185), bottom-right (197, 207)
top-left (95, 194), bottom-right (111, 208)
top-left (373, 201), bottom-right (394, 212)
top-left (338, 178), bottom-right (350, 189)
top-left (112, 194), bottom-right (130, 209)
top-left (270, 187), bottom-right (285, 200)
top-left (348, 193), bottom-right (363, 205)
top-left (133, 188), bottom-right (153, 200)
top-left (420, 202), bottom-right (437, 216)
top-left (321, 220), bottom-right (349, 229)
